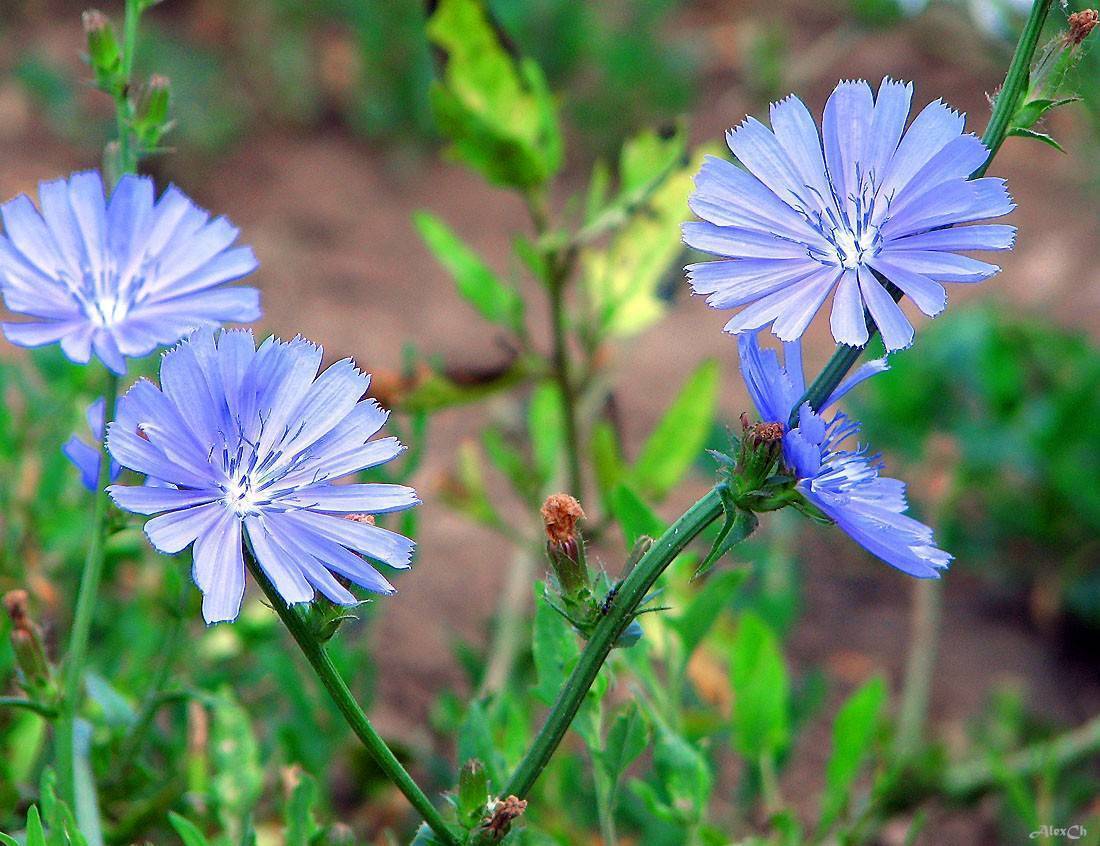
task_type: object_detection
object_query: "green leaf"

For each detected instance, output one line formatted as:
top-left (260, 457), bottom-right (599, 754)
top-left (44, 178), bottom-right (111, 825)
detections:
top-left (589, 420), bottom-right (625, 509)
top-left (413, 212), bottom-right (524, 334)
top-left (1011, 96), bottom-right (1078, 130)
top-left (693, 489), bottom-right (757, 580)
top-left (818, 677), bottom-right (886, 835)
top-left (670, 568), bottom-right (748, 657)
top-left (729, 613), bottom-right (789, 760)
top-left (584, 139), bottom-right (719, 337)
top-left (482, 426), bottom-right (539, 504)
top-left (1007, 126), bottom-right (1065, 152)
top-left (631, 359), bottom-right (720, 500)
top-left (23, 806), bottom-right (46, 846)
top-left (599, 702), bottom-right (649, 785)
top-left (426, 0), bottom-right (561, 189)
top-left (0, 834), bottom-right (20, 846)
top-left (210, 691), bottom-right (263, 841)
top-left (169, 813), bottom-right (212, 846)
top-left (458, 701), bottom-right (502, 789)
top-left (649, 719), bottom-right (713, 824)
top-left (284, 771), bottom-right (322, 846)
top-left (527, 382), bottom-right (564, 488)
top-left (532, 582), bottom-right (580, 706)
top-left (609, 484), bottom-right (664, 547)
top-left (443, 440), bottom-right (503, 529)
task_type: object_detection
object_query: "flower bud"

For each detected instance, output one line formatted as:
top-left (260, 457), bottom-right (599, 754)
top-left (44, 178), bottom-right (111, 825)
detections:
top-left (83, 10), bottom-right (123, 93)
top-left (4, 590), bottom-right (53, 693)
top-left (457, 758), bottom-right (490, 828)
top-left (541, 494), bottom-right (589, 597)
top-left (135, 74), bottom-right (171, 147)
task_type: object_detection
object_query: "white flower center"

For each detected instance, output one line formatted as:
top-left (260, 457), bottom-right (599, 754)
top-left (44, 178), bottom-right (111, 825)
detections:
top-left (223, 476), bottom-right (263, 517)
top-left (829, 223), bottom-right (882, 270)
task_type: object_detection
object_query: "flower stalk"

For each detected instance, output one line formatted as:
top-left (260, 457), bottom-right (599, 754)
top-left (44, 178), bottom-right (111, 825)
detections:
top-left (503, 486), bottom-right (727, 798)
top-left (242, 547), bottom-right (460, 846)
top-left (56, 372), bottom-right (119, 818)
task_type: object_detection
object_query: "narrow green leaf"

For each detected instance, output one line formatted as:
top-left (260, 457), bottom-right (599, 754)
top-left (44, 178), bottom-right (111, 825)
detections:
top-left (729, 613), bottom-right (790, 760)
top-left (0, 833), bottom-right (20, 846)
top-left (210, 691), bottom-right (263, 842)
top-left (528, 382), bottom-right (564, 488)
top-left (631, 360), bottom-right (720, 500)
top-left (25, 807), bottom-right (46, 846)
top-left (693, 488), bottom-right (757, 580)
top-left (818, 676), bottom-right (886, 834)
top-left (168, 812), bottom-right (212, 846)
top-left (284, 771), bottom-right (322, 846)
top-left (1008, 126), bottom-right (1065, 152)
top-left (609, 484), bottom-right (664, 547)
top-left (414, 212), bottom-right (524, 333)
top-left (589, 420), bottom-right (625, 507)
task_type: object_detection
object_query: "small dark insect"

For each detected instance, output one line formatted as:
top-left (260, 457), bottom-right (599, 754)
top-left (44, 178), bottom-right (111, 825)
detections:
top-left (599, 583), bottom-right (621, 616)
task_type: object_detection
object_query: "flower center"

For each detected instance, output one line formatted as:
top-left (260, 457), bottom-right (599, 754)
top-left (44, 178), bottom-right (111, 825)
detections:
top-left (223, 475), bottom-right (263, 517)
top-left (797, 167), bottom-right (887, 271)
top-left (829, 223), bottom-right (881, 270)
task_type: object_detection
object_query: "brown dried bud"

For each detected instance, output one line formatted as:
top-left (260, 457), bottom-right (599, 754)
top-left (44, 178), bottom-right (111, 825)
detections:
top-left (749, 421), bottom-right (785, 446)
top-left (1066, 10), bottom-right (1099, 45)
top-left (540, 494), bottom-right (584, 545)
top-left (345, 513), bottom-right (376, 525)
top-left (483, 795), bottom-right (527, 837)
top-left (82, 8), bottom-right (109, 33)
top-left (3, 589), bottom-right (30, 629)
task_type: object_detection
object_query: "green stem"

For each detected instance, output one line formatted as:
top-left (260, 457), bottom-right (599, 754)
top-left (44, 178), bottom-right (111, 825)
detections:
top-left (56, 372), bottom-right (119, 818)
top-left (504, 486), bottom-right (727, 798)
top-left (943, 712), bottom-right (1100, 798)
top-left (243, 549), bottom-right (459, 846)
top-left (119, 601), bottom-right (185, 762)
top-left (893, 578), bottom-right (943, 762)
top-left (0, 696), bottom-right (57, 719)
top-left (792, 0), bottom-right (1055, 421)
top-left (548, 261), bottom-right (584, 499)
top-left (114, 0), bottom-right (142, 176)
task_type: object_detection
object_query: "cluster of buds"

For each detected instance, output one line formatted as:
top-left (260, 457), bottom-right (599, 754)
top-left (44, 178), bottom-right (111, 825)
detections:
top-left (4, 589), bottom-right (54, 698)
top-left (540, 495), bottom-right (644, 649)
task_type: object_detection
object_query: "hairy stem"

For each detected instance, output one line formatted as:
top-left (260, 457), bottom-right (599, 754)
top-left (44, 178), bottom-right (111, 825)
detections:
top-left (792, 0), bottom-right (1055, 419)
top-left (243, 549), bottom-right (459, 845)
top-left (56, 372), bottom-right (119, 819)
top-left (504, 486), bottom-right (727, 798)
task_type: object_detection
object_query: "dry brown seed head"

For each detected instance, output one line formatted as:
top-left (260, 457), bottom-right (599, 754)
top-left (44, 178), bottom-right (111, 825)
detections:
top-left (540, 494), bottom-right (585, 545)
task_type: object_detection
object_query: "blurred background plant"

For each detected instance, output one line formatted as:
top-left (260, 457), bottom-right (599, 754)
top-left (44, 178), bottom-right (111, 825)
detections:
top-left (1, 0), bottom-right (1100, 845)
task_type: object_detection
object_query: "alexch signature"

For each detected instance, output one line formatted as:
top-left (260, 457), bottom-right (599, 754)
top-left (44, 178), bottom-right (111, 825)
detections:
top-left (1030, 824), bottom-right (1088, 840)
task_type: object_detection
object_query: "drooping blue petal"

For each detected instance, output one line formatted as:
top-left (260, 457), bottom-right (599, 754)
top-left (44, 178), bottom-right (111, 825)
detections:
top-left (63, 397), bottom-right (121, 491)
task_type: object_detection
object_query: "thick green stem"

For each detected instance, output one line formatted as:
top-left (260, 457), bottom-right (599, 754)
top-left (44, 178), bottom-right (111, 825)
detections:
top-left (56, 372), bottom-right (119, 817)
top-left (792, 0), bottom-right (1055, 422)
top-left (504, 486), bottom-right (727, 798)
top-left (893, 578), bottom-right (943, 762)
top-left (243, 550), bottom-right (459, 845)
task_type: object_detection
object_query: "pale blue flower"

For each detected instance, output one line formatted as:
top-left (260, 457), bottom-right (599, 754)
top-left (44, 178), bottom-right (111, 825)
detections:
top-left (0, 171), bottom-right (260, 375)
top-left (686, 78), bottom-right (1015, 351)
top-left (106, 330), bottom-right (418, 623)
top-left (62, 397), bottom-right (120, 492)
top-left (739, 333), bottom-right (950, 578)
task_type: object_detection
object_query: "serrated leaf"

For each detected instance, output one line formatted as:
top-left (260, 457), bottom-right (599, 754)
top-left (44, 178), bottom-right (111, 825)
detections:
top-left (426, 0), bottom-right (561, 188)
top-left (169, 812), bottom-right (211, 846)
top-left (818, 677), bottom-right (886, 835)
top-left (414, 212), bottom-right (524, 333)
top-left (584, 140), bottom-right (718, 337)
top-left (729, 613), bottom-right (789, 760)
top-left (631, 360), bottom-right (720, 500)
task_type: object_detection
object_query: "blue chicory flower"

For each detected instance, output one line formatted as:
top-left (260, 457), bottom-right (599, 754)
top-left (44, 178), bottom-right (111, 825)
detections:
top-left (106, 329), bottom-right (419, 624)
top-left (0, 170), bottom-right (260, 375)
top-left (739, 333), bottom-right (951, 578)
top-left (685, 78), bottom-right (1015, 351)
top-left (62, 397), bottom-right (121, 492)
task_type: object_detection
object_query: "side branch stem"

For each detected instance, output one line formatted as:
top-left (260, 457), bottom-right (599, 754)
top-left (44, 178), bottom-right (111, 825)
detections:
top-left (503, 486), bottom-right (727, 798)
top-left (57, 372), bottom-right (119, 818)
top-left (243, 550), bottom-right (459, 846)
